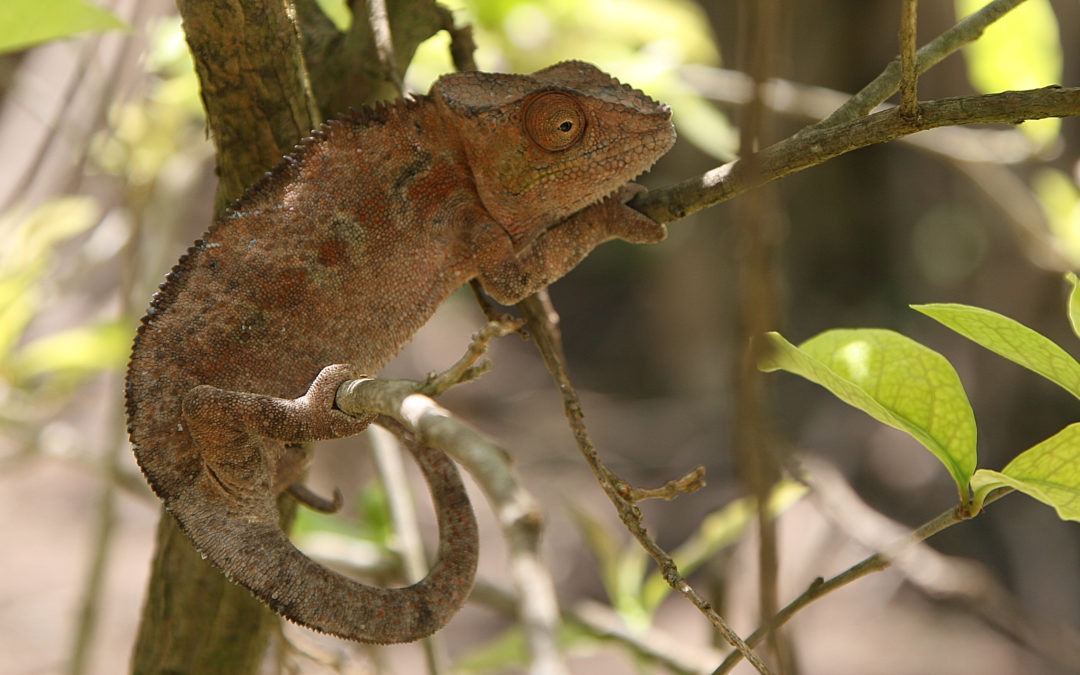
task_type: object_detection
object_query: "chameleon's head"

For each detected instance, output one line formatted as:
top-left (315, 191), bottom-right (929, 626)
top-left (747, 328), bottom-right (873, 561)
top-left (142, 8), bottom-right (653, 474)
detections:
top-left (431, 61), bottom-right (676, 244)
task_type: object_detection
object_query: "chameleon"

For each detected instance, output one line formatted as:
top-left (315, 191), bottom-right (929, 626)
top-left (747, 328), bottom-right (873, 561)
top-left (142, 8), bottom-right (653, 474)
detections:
top-left (125, 60), bottom-right (676, 644)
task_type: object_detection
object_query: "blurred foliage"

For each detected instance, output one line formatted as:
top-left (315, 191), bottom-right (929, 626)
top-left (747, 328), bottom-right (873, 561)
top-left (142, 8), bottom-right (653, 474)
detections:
top-left (0, 0), bottom-right (127, 54)
top-left (0, 15), bottom-right (204, 456)
top-left (408, 0), bottom-right (737, 160)
top-left (0, 198), bottom-right (115, 391)
top-left (456, 484), bottom-right (805, 671)
top-left (954, 0), bottom-right (1061, 147)
top-left (953, 1), bottom-right (1078, 270)
top-left (90, 17), bottom-right (204, 186)
top-left (1033, 168), bottom-right (1080, 268)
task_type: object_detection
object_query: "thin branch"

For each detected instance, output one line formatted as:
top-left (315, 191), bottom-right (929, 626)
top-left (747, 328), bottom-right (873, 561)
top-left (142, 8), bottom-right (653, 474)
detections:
top-left (814, 0), bottom-right (1028, 128)
top-left (677, 66), bottom-right (1075, 271)
top-left (366, 0), bottom-right (405, 97)
top-left (424, 319), bottom-right (523, 395)
top-left (733, 1), bottom-right (787, 670)
top-left (335, 376), bottom-right (567, 675)
top-left (626, 466), bottom-right (706, 502)
top-left (367, 424), bottom-right (447, 673)
top-left (516, 294), bottom-right (773, 675)
top-left (632, 86), bottom-right (1080, 225)
top-left (898, 0), bottom-right (919, 117)
top-left (715, 456), bottom-right (1080, 674)
top-left (680, 66), bottom-right (1043, 164)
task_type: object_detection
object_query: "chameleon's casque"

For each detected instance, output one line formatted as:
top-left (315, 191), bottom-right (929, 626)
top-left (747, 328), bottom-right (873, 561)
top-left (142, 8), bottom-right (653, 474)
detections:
top-left (125, 61), bottom-right (675, 643)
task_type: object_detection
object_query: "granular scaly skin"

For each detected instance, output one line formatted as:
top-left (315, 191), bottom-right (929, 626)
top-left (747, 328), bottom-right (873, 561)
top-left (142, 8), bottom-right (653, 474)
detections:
top-left (125, 61), bottom-right (676, 643)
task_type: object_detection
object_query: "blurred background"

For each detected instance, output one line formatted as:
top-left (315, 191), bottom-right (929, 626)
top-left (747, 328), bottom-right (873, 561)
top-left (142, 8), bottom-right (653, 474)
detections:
top-left (1, 0), bottom-right (1079, 673)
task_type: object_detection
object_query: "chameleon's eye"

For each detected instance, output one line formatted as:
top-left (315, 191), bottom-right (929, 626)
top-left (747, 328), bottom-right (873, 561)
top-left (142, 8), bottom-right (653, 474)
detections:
top-left (522, 91), bottom-right (586, 152)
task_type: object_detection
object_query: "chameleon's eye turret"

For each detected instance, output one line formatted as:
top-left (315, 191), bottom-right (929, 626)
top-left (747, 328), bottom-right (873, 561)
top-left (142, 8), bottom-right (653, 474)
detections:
top-left (522, 91), bottom-right (586, 152)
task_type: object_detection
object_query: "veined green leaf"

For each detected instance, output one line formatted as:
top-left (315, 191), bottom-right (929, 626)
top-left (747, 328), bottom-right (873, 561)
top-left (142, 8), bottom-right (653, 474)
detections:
top-left (0, 0), bottom-right (127, 54)
top-left (761, 330), bottom-right (977, 498)
top-left (971, 424), bottom-right (1080, 522)
top-left (914, 303), bottom-right (1080, 400)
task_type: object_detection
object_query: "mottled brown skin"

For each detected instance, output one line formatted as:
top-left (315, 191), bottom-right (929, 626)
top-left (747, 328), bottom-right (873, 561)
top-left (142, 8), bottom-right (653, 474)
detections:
top-left (125, 61), bottom-right (675, 643)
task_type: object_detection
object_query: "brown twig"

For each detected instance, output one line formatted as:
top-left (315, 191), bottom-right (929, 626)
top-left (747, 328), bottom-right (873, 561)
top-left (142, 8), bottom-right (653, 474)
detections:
top-left (898, 0), bottom-right (919, 117)
top-left (732, 1), bottom-right (788, 670)
top-left (632, 86), bottom-right (1080, 225)
top-left (423, 319), bottom-right (523, 395)
top-left (812, 0), bottom-right (1027, 128)
top-left (335, 374), bottom-right (567, 674)
top-left (625, 466), bottom-right (707, 502)
top-left (516, 294), bottom-right (773, 675)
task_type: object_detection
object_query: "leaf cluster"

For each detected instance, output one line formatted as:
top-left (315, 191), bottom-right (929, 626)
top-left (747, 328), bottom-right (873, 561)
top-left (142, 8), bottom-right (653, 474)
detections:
top-left (762, 282), bottom-right (1080, 522)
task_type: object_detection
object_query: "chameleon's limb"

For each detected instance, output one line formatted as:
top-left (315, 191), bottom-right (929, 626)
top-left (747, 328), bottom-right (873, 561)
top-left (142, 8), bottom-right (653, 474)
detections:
top-left (475, 185), bottom-right (667, 305)
top-left (288, 482), bottom-right (344, 513)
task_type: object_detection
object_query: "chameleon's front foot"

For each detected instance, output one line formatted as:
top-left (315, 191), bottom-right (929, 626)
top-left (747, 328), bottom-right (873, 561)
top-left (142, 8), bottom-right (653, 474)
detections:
top-left (601, 183), bottom-right (667, 244)
top-left (293, 363), bottom-right (373, 438)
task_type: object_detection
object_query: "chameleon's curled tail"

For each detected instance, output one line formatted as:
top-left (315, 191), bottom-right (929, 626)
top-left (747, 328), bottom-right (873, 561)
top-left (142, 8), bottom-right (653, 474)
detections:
top-left (170, 441), bottom-right (478, 644)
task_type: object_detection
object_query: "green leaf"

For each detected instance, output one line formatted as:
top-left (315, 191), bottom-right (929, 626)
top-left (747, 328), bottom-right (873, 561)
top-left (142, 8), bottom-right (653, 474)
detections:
top-left (1066, 275), bottom-right (1080, 342)
top-left (1035, 172), bottom-right (1080, 270)
top-left (0, 0), bottom-right (127, 54)
top-left (761, 330), bottom-right (977, 498)
top-left (914, 303), bottom-right (1080, 400)
top-left (572, 506), bottom-right (650, 627)
top-left (971, 424), bottom-right (1080, 522)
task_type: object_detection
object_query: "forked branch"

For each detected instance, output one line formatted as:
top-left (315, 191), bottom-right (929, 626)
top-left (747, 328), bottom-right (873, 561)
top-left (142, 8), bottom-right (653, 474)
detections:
top-left (633, 86), bottom-right (1080, 225)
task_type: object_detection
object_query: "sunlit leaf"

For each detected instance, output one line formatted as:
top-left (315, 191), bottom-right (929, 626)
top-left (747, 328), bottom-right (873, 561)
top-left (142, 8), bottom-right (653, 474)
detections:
top-left (914, 303), bottom-right (1080, 400)
top-left (971, 424), bottom-right (1080, 522)
top-left (1068, 273), bottom-right (1080, 343)
top-left (760, 330), bottom-right (977, 498)
top-left (1035, 171), bottom-right (1080, 269)
top-left (954, 0), bottom-right (1061, 146)
top-left (314, 0), bottom-right (351, 31)
top-left (0, 0), bottom-right (127, 54)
